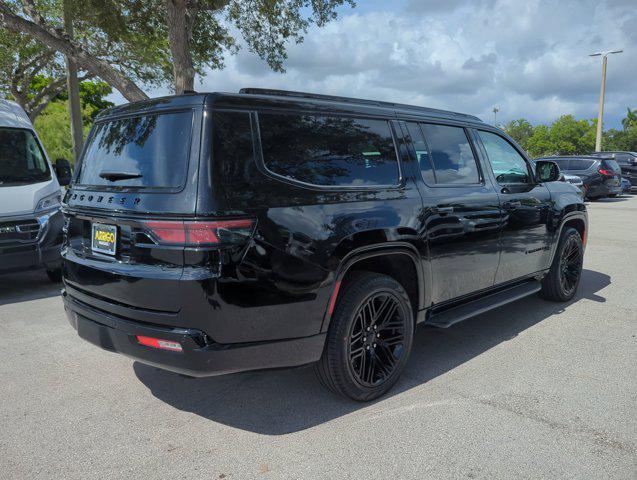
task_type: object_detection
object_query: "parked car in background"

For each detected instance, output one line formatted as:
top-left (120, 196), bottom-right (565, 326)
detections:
top-left (562, 173), bottom-right (585, 196)
top-left (590, 151), bottom-right (637, 190)
top-left (621, 177), bottom-right (631, 195)
top-left (531, 159), bottom-right (584, 196)
top-left (62, 89), bottom-right (587, 401)
top-left (535, 155), bottom-right (622, 200)
top-left (0, 100), bottom-right (72, 281)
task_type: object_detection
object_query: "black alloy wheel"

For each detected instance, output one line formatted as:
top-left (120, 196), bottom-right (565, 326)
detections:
top-left (558, 234), bottom-right (583, 297)
top-left (348, 292), bottom-right (406, 387)
top-left (540, 227), bottom-right (583, 302)
top-left (314, 271), bottom-right (414, 401)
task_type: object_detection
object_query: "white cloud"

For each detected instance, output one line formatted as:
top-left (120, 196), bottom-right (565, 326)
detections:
top-left (128, 0), bottom-right (636, 128)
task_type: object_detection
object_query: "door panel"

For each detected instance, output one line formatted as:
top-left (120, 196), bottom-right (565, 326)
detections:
top-left (474, 129), bottom-right (552, 283)
top-left (403, 121), bottom-right (502, 305)
top-left (421, 188), bottom-right (502, 303)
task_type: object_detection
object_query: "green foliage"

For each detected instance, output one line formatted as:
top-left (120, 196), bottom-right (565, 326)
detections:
top-left (621, 108), bottom-right (637, 131)
top-left (503, 119), bottom-right (534, 149)
top-left (56, 79), bottom-right (114, 121)
top-left (504, 115), bottom-right (615, 158)
top-left (32, 79), bottom-right (113, 163)
top-left (33, 101), bottom-right (89, 163)
top-left (603, 126), bottom-right (637, 152)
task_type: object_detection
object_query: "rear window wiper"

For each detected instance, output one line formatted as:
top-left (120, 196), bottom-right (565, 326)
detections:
top-left (99, 171), bottom-right (143, 181)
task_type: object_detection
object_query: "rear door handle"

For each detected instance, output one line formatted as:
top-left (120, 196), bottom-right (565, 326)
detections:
top-left (503, 200), bottom-right (521, 210)
top-left (433, 206), bottom-right (454, 215)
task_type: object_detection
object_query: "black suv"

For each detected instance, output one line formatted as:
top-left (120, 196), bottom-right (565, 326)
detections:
top-left (536, 155), bottom-right (623, 200)
top-left (590, 151), bottom-right (637, 189)
top-left (62, 89), bottom-right (587, 401)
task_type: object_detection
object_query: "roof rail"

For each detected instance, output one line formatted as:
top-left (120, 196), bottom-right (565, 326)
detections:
top-left (238, 88), bottom-right (482, 122)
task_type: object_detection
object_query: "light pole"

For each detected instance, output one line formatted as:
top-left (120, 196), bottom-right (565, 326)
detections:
top-left (589, 50), bottom-right (623, 152)
top-left (492, 106), bottom-right (499, 126)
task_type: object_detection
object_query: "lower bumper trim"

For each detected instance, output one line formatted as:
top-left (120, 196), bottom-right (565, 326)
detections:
top-left (63, 291), bottom-right (326, 377)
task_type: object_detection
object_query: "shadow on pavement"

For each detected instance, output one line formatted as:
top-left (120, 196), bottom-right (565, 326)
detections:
top-left (134, 269), bottom-right (610, 435)
top-left (0, 269), bottom-right (61, 306)
top-left (590, 197), bottom-right (628, 203)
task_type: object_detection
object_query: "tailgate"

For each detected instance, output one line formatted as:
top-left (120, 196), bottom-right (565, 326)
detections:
top-left (63, 210), bottom-right (185, 312)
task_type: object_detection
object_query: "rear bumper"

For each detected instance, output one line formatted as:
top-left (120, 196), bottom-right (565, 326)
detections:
top-left (586, 183), bottom-right (622, 197)
top-left (63, 289), bottom-right (326, 377)
top-left (0, 210), bottom-right (63, 274)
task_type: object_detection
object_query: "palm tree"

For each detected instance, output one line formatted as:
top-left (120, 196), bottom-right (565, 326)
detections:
top-left (622, 108), bottom-right (637, 131)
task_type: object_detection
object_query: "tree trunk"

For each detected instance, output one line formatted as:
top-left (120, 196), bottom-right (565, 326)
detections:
top-left (0, 6), bottom-right (148, 103)
top-left (63, 0), bottom-right (84, 162)
top-left (162, 0), bottom-right (195, 94)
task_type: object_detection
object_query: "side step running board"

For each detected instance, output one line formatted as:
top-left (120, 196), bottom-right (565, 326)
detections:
top-left (427, 281), bottom-right (542, 328)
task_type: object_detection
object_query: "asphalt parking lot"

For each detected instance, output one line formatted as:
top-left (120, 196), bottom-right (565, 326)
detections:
top-left (1, 195), bottom-right (635, 480)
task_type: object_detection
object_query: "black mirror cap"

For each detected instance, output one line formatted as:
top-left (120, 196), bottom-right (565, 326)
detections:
top-left (535, 160), bottom-right (560, 183)
top-left (54, 158), bottom-right (73, 187)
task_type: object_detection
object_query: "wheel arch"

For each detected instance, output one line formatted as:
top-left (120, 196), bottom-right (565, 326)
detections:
top-left (320, 242), bottom-right (424, 333)
top-left (548, 211), bottom-right (588, 266)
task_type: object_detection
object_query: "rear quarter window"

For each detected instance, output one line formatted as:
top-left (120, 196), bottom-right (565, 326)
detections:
top-left (78, 110), bottom-right (193, 188)
top-left (601, 159), bottom-right (621, 173)
top-left (567, 159), bottom-right (595, 170)
top-left (257, 113), bottom-right (400, 188)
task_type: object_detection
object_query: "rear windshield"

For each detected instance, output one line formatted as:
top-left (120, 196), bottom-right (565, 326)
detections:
top-left (78, 110), bottom-right (193, 188)
top-left (0, 128), bottom-right (51, 186)
top-left (600, 159), bottom-right (621, 173)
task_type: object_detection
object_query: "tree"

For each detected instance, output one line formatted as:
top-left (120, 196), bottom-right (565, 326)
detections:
top-left (0, 0), bottom-right (160, 101)
top-left (159, 0), bottom-right (356, 93)
top-left (621, 107), bottom-right (636, 131)
top-left (604, 108), bottom-right (637, 152)
top-left (1, 0), bottom-right (356, 99)
top-left (33, 79), bottom-right (113, 162)
top-left (524, 115), bottom-right (596, 157)
top-left (503, 119), bottom-right (534, 150)
top-left (0, 28), bottom-right (77, 120)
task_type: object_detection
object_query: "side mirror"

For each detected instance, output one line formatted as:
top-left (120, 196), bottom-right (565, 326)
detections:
top-left (54, 158), bottom-right (73, 187)
top-left (535, 160), bottom-right (560, 183)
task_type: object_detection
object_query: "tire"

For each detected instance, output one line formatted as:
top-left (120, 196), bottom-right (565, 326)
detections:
top-left (314, 271), bottom-right (414, 401)
top-left (540, 227), bottom-right (583, 302)
top-left (46, 268), bottom-right (62, 283)
top-left (608, 193), bottom-right (618, 198)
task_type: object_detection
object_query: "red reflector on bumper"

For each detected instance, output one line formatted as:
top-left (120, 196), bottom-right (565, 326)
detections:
top-left (136, 335), bottom-right (183, 352)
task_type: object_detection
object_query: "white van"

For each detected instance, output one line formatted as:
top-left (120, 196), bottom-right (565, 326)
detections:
top-left (0, 99), bottom-right (72, 281)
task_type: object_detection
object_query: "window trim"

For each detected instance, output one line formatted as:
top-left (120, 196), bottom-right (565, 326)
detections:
top-left (73, 107), bottom-right (197, 194)
top-left (253, 110), bottom-right (404, 191)
top-left (475, 128), bottom-right (534, 186)
top-left (415, 122), bottom-right (485, 188)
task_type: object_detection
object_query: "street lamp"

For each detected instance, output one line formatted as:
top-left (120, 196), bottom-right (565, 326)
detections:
top-left (589, 50), bottom-right (623, 152)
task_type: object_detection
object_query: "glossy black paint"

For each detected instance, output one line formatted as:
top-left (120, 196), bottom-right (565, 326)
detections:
top-left (62, 91), bottom-right (587, 377)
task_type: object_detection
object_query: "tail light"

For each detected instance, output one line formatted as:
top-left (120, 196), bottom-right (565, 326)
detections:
top-left (136, 335), bottom-right (183, 352)
top-left (598, 168), bottom-right (614, 176)
top-left (142, 219), bottom-right (255, 246)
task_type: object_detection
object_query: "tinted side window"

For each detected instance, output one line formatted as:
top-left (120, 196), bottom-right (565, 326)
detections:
top-left (478, 130), bottom-right (530, 184)
top-left (568, 159), bottom-right (595, 170)
top-left (212, 111), bottom-right (256, 193)
top-left (405, 122), bottom-right (435, 185)
top-left (614, 153), bottom-right (630, 165)
top-left (420, 124), bottom-right (480, 184)
top-left (258, 113), bottom-right (399, 187)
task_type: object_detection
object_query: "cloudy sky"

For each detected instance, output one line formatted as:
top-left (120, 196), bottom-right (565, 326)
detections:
top-left (137, 0), bottom-right (636, 128)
